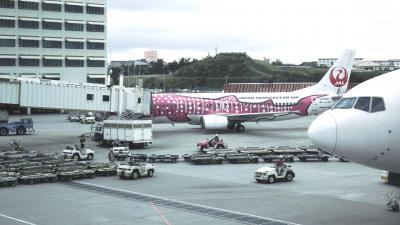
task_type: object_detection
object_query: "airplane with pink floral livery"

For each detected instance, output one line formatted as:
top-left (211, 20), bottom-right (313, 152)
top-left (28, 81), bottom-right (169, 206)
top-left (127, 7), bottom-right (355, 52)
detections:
top-left (151, 50), bottom-right (356, 132)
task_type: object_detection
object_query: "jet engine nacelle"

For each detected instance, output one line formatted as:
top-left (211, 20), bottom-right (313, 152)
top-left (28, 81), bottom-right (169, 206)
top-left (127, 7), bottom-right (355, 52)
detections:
top-left (200, 115), bottom-right (229, 129)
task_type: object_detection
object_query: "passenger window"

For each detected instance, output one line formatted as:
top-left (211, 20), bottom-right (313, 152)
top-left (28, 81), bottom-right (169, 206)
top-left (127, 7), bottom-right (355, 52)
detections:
top-left (354, 97), bottom-right (370, 112)
top-left (371, 97), bottom-right (385, 112)
top-left (334, 97), bottom-right (356, 109)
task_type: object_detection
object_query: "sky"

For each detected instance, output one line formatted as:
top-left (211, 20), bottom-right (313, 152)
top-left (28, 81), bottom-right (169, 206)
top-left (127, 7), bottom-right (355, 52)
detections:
top-left (107, 0), bottom-right (400, 64)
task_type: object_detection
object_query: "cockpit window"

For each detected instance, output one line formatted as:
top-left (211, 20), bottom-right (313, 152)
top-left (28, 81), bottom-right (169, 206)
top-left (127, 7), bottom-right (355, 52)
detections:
top-left (371, 97), bottom-right (385, 112)
top-left (334, 97), bottom-right (356, 109)
top-left (354, 97), bottom-right (370, 112)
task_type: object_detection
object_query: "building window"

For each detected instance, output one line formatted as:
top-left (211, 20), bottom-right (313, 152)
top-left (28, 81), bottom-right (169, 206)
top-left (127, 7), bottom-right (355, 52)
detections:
top-left (42, 2), bottom-right (61, 12)
top-left (18, 18), bottom-right (39, 29)
top-left (18, 0), bottom-right (39, 10)
top-left (87, 40), bottom-right (105, 50)
top-left (65, 40), bottom-right (84, 49)
top-left (42, 39), bottom-right (62, 48)
top-left (42, 20), bottom-right (62, 30)
top-left (0, 0), bottom-right (15, 8)
top-left (19, 56), bottom-right (40, 66)
top-left (86, 94), bottom-right (94, 101)
top-left (65, 21), bottom-right (84, 31)
top-left (19, 38), bottom-right (39, 47)
top-left (87, 22), bottom-right (104, 32)
top-left (65, 3), bottom-right (83, 13)
top-left (66, 57), bottom-right (84, 67)
top-left (87, 58), bottom-right (105, 67)
top-left (0, 38), bottom-right (15, 47)
top-left (86, 5), bottom-right (104, 15)
top-left (43, 57), bottom-right (62, 67)
top-left (42, 73), bottom-right (60, 80)
top-left (0, 18), bottom-right (15, 28)
top-left (102, 95), bottom-right (110, 102)
top-left (0, 56), bottom-right (16, 66)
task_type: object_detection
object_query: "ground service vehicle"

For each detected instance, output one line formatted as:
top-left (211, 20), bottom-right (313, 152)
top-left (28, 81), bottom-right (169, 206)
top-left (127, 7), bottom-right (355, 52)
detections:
top-left (80, 112), bottom-right (95, 124)
top-left (255, 164), bottom-right (295, 184)
top-left (67, 112), bottom-right (80, 122)
top-left (93, 120), bottom-right (153, 149)
top-left (62, 145), bottom-right (95, 161)
top-left (197, 139), bottom-right (228, 151)
top-left (0, 118), bottom-right (34, 136)
top-left (148, 154), bottom-right (179, 163)
top-left (117, 160), bottom-right (155, 179)
top-left (108, 146), bottom-right (130, 162)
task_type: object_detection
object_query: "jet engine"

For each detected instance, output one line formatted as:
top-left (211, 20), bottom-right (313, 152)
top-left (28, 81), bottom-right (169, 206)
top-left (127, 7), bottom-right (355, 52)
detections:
top-left (200, 115), bottom-right (229, 129)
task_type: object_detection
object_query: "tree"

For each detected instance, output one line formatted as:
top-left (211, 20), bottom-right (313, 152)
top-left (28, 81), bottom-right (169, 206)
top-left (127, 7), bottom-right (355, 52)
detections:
top-left (272, 59), bottom-right (283, 66)
top-left (110, 67), bottom-right (121, 85)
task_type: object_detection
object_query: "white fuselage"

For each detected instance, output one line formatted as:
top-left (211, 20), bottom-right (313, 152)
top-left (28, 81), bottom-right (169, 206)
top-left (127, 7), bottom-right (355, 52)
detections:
top-left (308, 70), bottom-right (400, 173)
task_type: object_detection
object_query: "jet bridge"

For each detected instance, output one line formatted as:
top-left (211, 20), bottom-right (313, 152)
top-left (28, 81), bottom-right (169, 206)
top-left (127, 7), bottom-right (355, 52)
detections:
top-left (0, 76), bottom-right (151, 114)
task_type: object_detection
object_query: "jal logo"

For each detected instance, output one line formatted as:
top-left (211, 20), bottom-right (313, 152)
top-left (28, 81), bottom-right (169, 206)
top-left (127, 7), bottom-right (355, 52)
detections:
top-left (329, 67), bottom-right (348, 87)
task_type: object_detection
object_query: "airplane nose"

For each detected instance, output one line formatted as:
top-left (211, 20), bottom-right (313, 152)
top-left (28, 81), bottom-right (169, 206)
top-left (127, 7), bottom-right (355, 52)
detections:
top-left (308, 112), bottom-right (337, 153)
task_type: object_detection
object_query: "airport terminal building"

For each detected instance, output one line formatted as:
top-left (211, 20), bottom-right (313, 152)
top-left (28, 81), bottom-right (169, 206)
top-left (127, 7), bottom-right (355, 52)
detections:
top-left (0, 0), bottom-right (107, 84)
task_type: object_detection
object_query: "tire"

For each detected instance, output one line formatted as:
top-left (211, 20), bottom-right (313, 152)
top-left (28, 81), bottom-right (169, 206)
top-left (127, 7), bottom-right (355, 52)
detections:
top-left (0, 128), bottom-right (8, 136)
top-left (171, 158), bottom-right (177, 163)
top-left (236, 125), bottom-right (245, 132)
top-left (73, 154), bottom-right (80, 161)
top-left (87, 154), bottom-right (94, 160)
top-left (149, 158), bottom-right (155, 163)
top-left (132, 171), bottom-right (140, 180)
top-left (286, 172), bottom-right (294, 182)
top-left (147, 170), bottom-right (154, 177)
top-left (267, 176), bottom-right (275, 184)
top-left (252, 158), bottom-right (259, 163)
top-left (216, 145), bottom-right (224, 149)
top-left (393, 203), bottom-right (399, 212)
top-left (8, 181), bottom-right (16, 187)
top-left (16, 127), bottom-right (26, 135)
top-left (28, 179), bottom-right (34, 185)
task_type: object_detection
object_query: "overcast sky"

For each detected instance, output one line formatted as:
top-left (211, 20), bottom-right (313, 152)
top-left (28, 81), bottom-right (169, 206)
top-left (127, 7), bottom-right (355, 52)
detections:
top-left (107, 0), bottom-right (400, 64)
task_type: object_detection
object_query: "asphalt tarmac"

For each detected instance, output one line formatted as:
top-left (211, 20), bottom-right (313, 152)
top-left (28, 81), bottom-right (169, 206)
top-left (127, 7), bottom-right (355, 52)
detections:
top-left (0, 114), bottom-right (399, 225)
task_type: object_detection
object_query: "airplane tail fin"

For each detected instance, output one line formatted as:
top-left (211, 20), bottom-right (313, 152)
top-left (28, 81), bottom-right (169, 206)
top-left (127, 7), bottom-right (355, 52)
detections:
top-left (313, 49), bottom-right (356, 96)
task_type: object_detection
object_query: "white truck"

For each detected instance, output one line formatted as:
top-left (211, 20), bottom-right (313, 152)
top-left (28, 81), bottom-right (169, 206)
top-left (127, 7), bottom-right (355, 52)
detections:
top-left (255, 164), bottom-right (295, 184)
top-left (93, 120), bottom-right (153, 149)
top-left (117, 161), bottom-right (155, 179)
top-left (62, 145), bottom-right (95, 161)
top-left (80, 112), bottom-right (95, 124)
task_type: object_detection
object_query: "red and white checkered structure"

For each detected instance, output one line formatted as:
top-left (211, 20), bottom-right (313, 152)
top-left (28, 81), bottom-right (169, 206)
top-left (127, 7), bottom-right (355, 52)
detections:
top-left (144, 50), bottom-right (158, 62)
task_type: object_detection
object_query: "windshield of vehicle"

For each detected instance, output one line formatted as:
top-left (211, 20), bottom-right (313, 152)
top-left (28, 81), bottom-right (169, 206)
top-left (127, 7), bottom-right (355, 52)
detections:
top-left (334, 97), bottom-right (356, 109)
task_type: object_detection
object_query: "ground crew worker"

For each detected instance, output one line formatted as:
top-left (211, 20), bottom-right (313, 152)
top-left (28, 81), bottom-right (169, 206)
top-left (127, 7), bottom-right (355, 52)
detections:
top-left (80, 135), bottom-right (86, 148)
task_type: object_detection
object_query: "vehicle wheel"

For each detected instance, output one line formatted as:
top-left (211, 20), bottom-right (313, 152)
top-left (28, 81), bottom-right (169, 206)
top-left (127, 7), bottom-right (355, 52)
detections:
top-left (254, 158), bottom-right (259, 163)
top-left (73, 154), bottom-right (80, 161)
top-left (87, 154), bottom-right (94, 160)
top-left (286, 172), bottom-right (294, 182)
top-left (28, 179), bottom-right (34, 185)
top-left (147, 170), bottom-right (154, 177)
top-left (236, 124), bottom-right (245, 132)
top-left (149, 158), bottom-right (155, 163)
top-left (8, 181), bottom-right (16, 186)
top-left (321, 156), bottom-right (329, 162)
top-left (216, 145), bottom-right (224, 149)
top-left (84, 120), bottom-right (88, 124)
top-left (393, 203), bottom-right (399, 212)
top-left (267, 176), bottom-right (275, 184)
top-left (16, 127), bottom-right (26, 135)
top-left (0, 128), bottom-right (8, 136)
top-left (171, 158), bottom-right (177, 163)
top-left (299, 157), bottom-right (307, 162)
top-left (132, 171), bottom-right (140, 180)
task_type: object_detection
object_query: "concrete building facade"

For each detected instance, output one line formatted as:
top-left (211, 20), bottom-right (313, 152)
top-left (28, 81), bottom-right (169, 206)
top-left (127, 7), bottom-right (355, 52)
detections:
top-left (0, 0), bottom-right (107, 84)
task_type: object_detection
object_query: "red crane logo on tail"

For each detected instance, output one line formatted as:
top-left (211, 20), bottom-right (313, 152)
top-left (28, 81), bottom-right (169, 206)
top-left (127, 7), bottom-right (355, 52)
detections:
top-left (329, 67), bottom-right (348, 87)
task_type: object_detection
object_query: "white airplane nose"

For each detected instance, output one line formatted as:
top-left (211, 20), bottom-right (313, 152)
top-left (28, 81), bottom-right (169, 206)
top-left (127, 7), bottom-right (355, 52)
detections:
top-left (308, 111), bottom-right (337, 153)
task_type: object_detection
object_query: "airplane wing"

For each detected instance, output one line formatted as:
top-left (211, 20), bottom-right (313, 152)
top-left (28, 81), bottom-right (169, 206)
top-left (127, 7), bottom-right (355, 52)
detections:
top-left (225, 111), bottom-right (302, 122)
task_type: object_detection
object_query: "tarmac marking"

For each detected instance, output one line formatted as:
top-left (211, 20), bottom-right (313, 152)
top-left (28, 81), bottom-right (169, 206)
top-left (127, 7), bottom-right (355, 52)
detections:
top-left (151, 203), bottom-right (173, 225)
top-left (64, 181), bottom-right (301, 225)
top-left (0, 213), bottom-right (37, 225)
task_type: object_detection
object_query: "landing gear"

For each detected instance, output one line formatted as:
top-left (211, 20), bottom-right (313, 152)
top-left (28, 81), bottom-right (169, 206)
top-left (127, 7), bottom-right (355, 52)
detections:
top-left (235, 124), bottom-right (245, 132)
